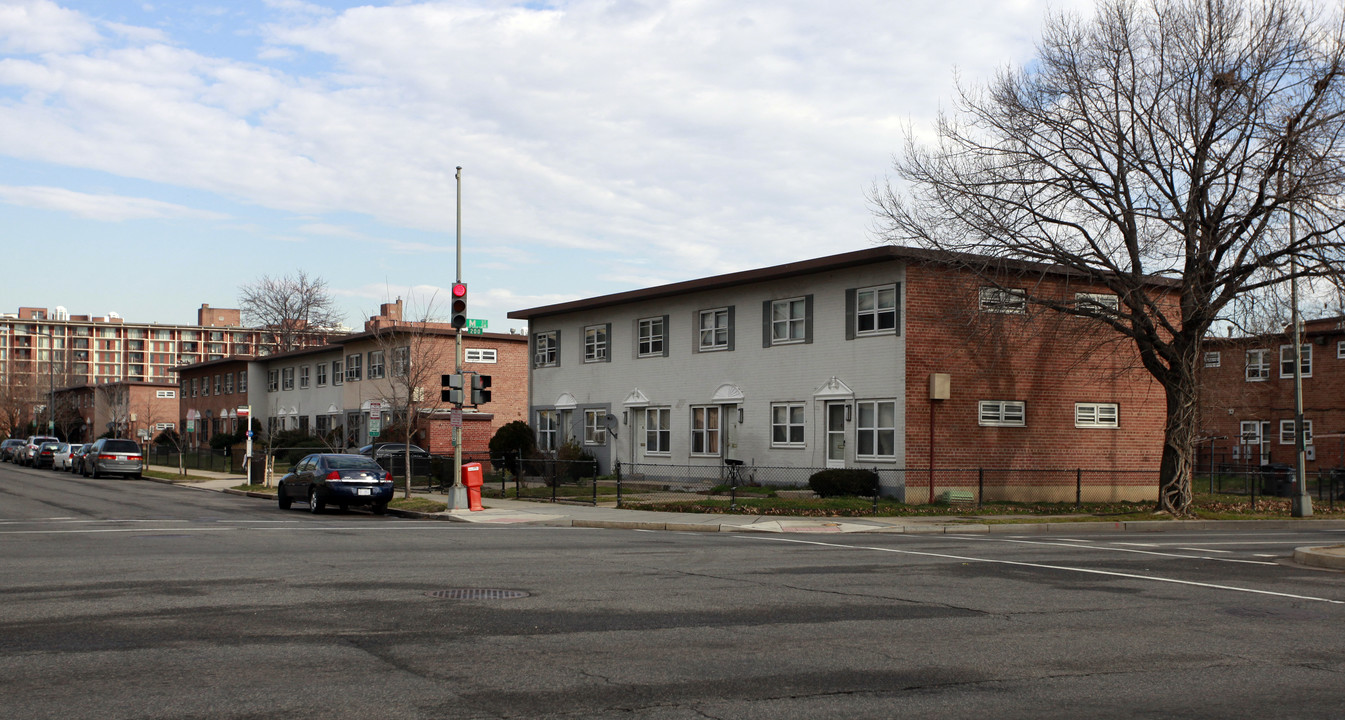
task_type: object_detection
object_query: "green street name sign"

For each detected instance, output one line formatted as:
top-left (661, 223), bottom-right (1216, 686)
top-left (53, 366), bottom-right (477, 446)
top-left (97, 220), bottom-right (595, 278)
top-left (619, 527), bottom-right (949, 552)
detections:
top-left (466, 318), bottom-right (488, 328)
top-left (464, 327), bottom-right (485, 335)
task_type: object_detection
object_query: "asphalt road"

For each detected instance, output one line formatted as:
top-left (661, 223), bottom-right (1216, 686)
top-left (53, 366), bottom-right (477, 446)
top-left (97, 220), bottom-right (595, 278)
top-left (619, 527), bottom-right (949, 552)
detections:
top-left (2, 461), bottom-right (1343, 719)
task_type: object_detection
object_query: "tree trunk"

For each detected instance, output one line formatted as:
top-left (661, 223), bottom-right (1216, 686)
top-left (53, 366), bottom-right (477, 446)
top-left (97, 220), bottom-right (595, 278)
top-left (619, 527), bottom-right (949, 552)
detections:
top-left (1156, 364), bottom-right (1199, 516)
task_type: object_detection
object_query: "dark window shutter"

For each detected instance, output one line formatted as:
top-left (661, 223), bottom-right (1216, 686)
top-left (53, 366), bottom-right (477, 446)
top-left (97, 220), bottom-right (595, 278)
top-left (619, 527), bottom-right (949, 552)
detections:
top-left (762, 300), bottom-right (773, 348)
top-left (555, 330), bottom-right (561, 366)
top-left (692, 310), bottom-right (701, 354)
top-left (726, 305), bottom-right (735, 351)
top-left (893, 283), bottom-right (902, 336)
top-left (661, 315), bottom-right (670, 357)
top-left (804, 294), bottom-right (814, 344)
top-left (604, 323), bottom-right (612, 363)
top-left (845, 289), bottom-right (856, 341)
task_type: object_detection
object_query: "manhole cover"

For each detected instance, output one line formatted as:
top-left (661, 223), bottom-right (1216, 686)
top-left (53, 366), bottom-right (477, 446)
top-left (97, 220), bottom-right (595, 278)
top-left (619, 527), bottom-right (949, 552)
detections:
top-left (426, 589), bottom-right (530, 600)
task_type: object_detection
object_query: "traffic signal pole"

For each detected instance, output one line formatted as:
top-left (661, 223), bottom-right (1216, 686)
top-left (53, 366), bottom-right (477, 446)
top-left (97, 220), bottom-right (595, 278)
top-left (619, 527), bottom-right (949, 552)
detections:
top-left (447, 167), bottom-right (469, 510)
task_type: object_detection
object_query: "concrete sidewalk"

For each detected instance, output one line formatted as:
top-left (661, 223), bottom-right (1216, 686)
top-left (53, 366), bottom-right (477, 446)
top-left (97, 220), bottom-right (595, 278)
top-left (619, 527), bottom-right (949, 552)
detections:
top-left (147, 468), bottom-right (1345, 569)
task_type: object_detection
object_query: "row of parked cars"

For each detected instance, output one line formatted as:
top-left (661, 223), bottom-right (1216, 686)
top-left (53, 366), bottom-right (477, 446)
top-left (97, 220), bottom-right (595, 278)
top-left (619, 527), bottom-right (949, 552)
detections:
top-left (0, 436), bottom-right (145, 478)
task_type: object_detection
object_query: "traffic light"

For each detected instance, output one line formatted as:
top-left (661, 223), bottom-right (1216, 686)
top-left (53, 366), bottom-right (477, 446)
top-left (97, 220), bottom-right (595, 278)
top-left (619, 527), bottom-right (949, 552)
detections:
top-left (441, 373), bottom-right (463, 404)
top-left (471, 374), bottom-right (492, 405)
top-left (450, 283), bottom-right (468, 329)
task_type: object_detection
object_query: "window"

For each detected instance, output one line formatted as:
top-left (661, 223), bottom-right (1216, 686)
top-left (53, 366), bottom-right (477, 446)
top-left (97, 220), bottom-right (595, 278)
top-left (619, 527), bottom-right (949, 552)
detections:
top-left (367, 351), bottom-right (385, 379)
top-left (267, 370), bottom-right (279, 392)
top-left (317, 362), bottom-right (327, 386)
top-left (465, 348), bottom-right (497, 363)
top-left (771, 402), bottom-right (805, 447)
top-left (392, 347), bottom-right (410, 376)
top-left (1075, 292), bottom-right (1119, 314)
top-left (1280, 419), bottom-right (1314, 445)
top-left (698, 308), bottom-right (731, 351)
top-left (584, 409), bottom-right (607, 445)
top-left (1245, 349), bottom-right (1270, 381)
top-left (644, 408), bottom-right (670, 454)
top-left (1204, 351), bottom-right (1221, 368)
top-left (855, 400), bottom-right (897, 458)
top-left (345, 354), bottom-right (362, 382)
top-left (156, 389), bottom-right (175, 399)
top-left (238, 372), bottom-right (247, 393)
top-left (299, 365), bottom-right (310, 389)
top-left (224, 373), bottom-right (233, 394)
top-left (536, 410), bottom-right (557, 451)
top-left (1339, 340), bottom-right (1345, 360)
top-left (213, 374), bottom-right (222, 395)
top-left (584, 325), bottom-right (609, 362)
top-left (534, 331), bottom-right (559, 367)
top-left (281, 367), bottom-right (294, 391)
top-left (854, 285), bottom-right (899, 335)
top-left (1075, 403), bottom-right (1119, 428)
top-left (691, 406), bottom-right (721, 455)
top-left (332, 359), bottom-right (343, 386)
top-left (979, 287), bottom-right (1027, 314)
top-left (1279, 344), bottom-right (1311, 378)
top-left (979, 400), bottom-right (1026, 427)
top-left (638, 317), bottom-right (666, 357)
top-left (770, 298), bottom-right (808, 344)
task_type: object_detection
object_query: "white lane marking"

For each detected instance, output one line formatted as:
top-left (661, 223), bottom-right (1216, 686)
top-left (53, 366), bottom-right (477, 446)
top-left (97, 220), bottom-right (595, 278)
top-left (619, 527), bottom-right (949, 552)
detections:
top-left (957, 536), bottom-right (1278, 566)
top-left (740, 536), bottom-right (1345, 605)
top-left (1254, 554), bottom-right (1282, 558)
top-left (1113, 542), bottom-right (1161, 547)
top-left (1178, 547), bottom-right (1232, 553)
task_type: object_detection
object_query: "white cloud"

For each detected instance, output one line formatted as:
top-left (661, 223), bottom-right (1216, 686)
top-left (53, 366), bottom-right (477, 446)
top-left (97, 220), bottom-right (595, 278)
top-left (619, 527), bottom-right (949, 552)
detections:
top-left (0, 184), bottom-right (228, 221)
top-left (0, 0), bottom-right (101, 54)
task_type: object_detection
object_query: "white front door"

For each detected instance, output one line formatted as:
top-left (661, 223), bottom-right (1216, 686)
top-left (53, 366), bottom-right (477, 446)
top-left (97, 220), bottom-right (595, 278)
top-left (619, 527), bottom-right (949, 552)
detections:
top-left (826, 402), bottom-right (847, 468)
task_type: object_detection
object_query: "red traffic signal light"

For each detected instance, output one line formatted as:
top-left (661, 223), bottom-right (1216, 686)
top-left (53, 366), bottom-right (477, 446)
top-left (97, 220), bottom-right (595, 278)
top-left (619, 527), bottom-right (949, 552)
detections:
top-left (450, 283), bottom-right (468, 329)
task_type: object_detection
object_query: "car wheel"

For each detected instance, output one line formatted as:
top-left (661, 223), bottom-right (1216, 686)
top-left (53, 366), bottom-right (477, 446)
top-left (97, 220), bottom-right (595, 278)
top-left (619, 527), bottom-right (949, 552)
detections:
top-left (91, 465), bottom-right (101, 479)
top-left (372, 502), bottom-right (388, 516)
top-left (308, 487), bottom-right (324, 514)
top-left (133, 473), bottom-right (142, 480)
top-left (277, 483), bottom-right (292, 510)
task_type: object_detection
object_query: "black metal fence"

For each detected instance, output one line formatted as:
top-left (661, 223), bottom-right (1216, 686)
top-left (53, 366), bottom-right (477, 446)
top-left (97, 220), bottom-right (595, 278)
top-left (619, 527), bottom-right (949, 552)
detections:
top-left (1193, 465), bottom-right (1343, 511)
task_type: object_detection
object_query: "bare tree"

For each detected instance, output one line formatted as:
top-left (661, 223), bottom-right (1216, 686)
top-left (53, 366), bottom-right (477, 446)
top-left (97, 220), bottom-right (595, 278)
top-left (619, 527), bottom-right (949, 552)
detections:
top-left (871, 0), bottom-right (1345, 515)
top-left (0, 377), bottom-right (35, 438)
top-left (238, 271), bottom-right (346, 353)
top-left (97, 384), bottom-right (131, 439)
top-left (367, 298), bottom-right (452, 498)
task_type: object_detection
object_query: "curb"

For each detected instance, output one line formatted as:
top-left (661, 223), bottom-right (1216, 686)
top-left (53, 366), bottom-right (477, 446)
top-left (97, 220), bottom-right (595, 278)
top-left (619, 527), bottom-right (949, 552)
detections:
top-left (1293, 545), bottom-right (1345, 571)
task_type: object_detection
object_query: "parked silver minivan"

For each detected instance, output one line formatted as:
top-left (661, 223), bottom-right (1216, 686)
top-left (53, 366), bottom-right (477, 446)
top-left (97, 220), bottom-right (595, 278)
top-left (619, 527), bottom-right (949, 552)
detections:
top-left (82, 438), bottom-right (144, 479)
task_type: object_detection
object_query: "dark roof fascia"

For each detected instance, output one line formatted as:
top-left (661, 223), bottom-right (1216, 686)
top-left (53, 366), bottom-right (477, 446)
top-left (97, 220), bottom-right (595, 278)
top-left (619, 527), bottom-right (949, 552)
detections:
top-left (507, 245), bottom-right (1181, 321)
top-left (335, 327), bottom-right (527, 345)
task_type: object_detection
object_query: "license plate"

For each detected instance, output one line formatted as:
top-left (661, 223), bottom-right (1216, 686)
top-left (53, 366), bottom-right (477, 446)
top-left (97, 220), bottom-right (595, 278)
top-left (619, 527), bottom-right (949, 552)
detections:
top-left (116, 455), bottom-right (127, 461)
top-left (357, 488), bottom-right (372, 496)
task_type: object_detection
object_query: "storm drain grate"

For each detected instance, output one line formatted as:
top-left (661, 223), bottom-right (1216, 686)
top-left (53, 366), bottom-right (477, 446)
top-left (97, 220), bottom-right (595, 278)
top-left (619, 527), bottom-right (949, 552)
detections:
top-left (427, 589), bottom-right (530, 601)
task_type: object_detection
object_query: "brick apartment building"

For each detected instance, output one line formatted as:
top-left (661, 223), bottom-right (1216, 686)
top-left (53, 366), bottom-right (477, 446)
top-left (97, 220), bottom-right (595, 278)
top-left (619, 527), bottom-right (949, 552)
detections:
top-left (52, 380), bottom-right (180, 444)
top-left (510, 246), bottom-right (1171, 502)
top-left (1197, 316), bottom-right (1345, 471)
top-left (176, 301), bottom-right (529, 456)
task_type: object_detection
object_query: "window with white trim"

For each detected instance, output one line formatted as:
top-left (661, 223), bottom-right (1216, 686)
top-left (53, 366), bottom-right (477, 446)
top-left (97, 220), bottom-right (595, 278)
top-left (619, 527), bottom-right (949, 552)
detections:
top-left (771, 298), bottom-right (807, 344)
top-left (345, 354), bottom-right (362, 382)
top-left (1245, 349), bottom-right (1270, 381)
top-left (224, 373), bottom-right (233, 394)
top-left (856, 400), bottom-right (897, 458)
top-left (299, 365), bottom-right (310, 389)
top-left (1204, 351), bottom-right (1221, 368)
top-left (1239, 420), bottom-right (1267, 446)
top-left (644, 407), bottom-right (670, 454)
top-left (638, 317), bottom-right (664, 357)
top-left (1279, 419), bottom-right (1313, 445)
top-left (979, 400), bottom-right (1026, 427)
top-left (316, 362), bottom-right (327, 386)
top-left (1075, 403), bottom-right (1119, 428)
top-left (698, 309), bottom-right (730, 351)
top-left (979, 287), bottom-right (1026, 314)
top-left (1075, 292), bottom-right (1120, 314)
top-left (214, 374), bottom-right (222, 395)
top-left (281, 367), bottom-right (294, 391)
top-left (267, 370), bottom-right (279, 392)
top-left (534, 331), bottom-right (558, 367)
top-left (1279, 344), bottom-right (1311, 378)
top-left (584, 325), bottom-right (608, 362)
top-left (690, 405), bottom-right (721, 455)
top-left (771, 402), bottom-right (805, 447)
top-left (465, 348), bottom-right (497, 363)
top-left (1338, 340), bottom-right (1345, 360)
top-left (583, 409), bottom-right (607, 446)
top-left (332, 359), bottom-right (343, 386)
top-left (155, 390), bottom-right (176, 399)
top-left (536, 410), bottom-right (557, 452)
top-left (856, 285), bottom-right (898, 335)
top-left (392, 346), bottom-right (410, 376)
top-left (238, 372), bottom-right (247, 393)
top-left (367, 350), bottom-right (385, 379)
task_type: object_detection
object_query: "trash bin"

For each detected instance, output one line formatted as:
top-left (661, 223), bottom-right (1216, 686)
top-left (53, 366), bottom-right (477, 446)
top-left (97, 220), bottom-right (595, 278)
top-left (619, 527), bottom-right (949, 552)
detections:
top-left (248, 454), bottom-right (265, 485)
top-left (461, 462), bottom-right (485, 512)
top-left (1259, 463), bottom-right (1293, 497)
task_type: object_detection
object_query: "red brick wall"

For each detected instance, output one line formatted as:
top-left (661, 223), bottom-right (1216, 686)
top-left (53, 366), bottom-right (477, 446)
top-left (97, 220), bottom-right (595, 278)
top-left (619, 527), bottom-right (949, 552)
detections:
top-left (903, 265), bottom-right (1168, 493)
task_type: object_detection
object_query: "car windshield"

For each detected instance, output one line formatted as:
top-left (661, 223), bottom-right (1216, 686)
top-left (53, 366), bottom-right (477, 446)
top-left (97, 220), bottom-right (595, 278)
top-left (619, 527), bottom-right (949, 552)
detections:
top-left (102, 440), bottom-right (141, 453)
top-left (325, 456), bottom-right (383, 471)
top-left (41, 443), bottom-right (60, 450)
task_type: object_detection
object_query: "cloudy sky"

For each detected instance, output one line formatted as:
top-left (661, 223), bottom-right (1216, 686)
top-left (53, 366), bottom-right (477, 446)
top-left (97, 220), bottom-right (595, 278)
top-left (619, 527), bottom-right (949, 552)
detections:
top-left (0, 0), bottom-right (1085, 332)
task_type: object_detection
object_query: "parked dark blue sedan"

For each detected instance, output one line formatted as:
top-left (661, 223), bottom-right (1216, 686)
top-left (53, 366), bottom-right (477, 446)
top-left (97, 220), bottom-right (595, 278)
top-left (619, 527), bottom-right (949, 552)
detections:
top-left (277, 454), bottom-right (394, 514)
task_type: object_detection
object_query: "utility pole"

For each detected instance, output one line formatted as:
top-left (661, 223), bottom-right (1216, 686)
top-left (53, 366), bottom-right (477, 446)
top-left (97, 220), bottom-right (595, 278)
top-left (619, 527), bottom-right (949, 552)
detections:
top-left (447, 167), bottom-right (469, 510)
top-left (1291, 211), bottom-right (1312, 517)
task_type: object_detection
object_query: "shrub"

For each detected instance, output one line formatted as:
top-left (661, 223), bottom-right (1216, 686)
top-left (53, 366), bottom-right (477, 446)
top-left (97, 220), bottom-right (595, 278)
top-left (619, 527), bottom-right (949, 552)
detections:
top-left (552, 440), bottom-right (598, 486)
top-left (808, 469), bottom-right (879, 498)
top-left (489, 420), bottom-right (536, 478)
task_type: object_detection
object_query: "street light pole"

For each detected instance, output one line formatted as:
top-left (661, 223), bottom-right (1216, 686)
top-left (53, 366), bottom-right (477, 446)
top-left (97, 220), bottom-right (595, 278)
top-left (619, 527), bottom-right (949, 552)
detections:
top-left (1290, 212), bottom-right (1312, 517)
